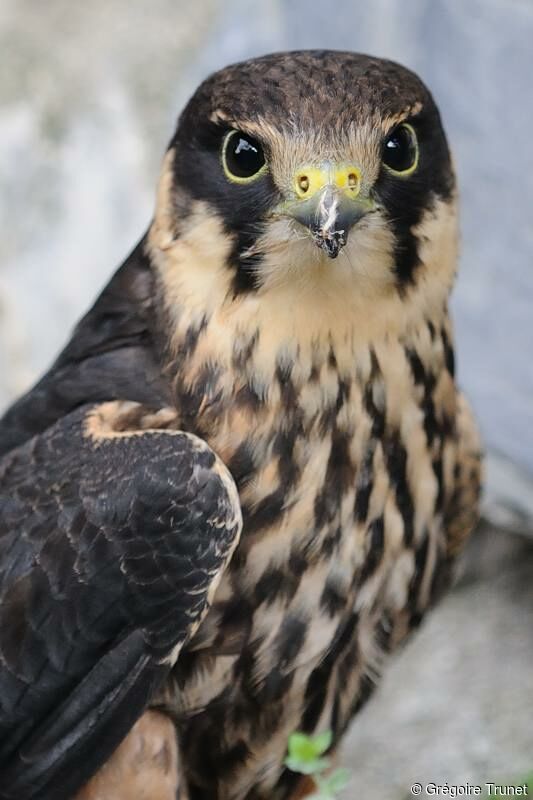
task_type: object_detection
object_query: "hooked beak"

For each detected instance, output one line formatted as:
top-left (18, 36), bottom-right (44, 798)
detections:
top-left (281, 163), bottom-right (373, 258)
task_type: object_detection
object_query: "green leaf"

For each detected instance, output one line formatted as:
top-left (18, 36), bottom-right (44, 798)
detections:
top-left (287, 731), bottom-right (333, 765)
top-left (287, 732), bottom-right (319, 763)
top-left (284, 755), bottom-right (331, 775)
top-left (285, 731), bottom-right (345, 793)
top-left (321, 768), bottom-right (351, 793)
top-left (312, 730), bottom-right (333, 757)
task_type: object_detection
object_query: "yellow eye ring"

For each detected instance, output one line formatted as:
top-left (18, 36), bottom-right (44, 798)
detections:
top-left (382, 123), bottom-right (419, 177)
top-left (221, 130), bottom-right (268, 184)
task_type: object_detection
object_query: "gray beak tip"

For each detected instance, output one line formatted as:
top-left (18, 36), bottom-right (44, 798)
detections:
top-left (283, 184), bottom-right (370, 259)
top-left (313, 229), bottom-right (347, 259)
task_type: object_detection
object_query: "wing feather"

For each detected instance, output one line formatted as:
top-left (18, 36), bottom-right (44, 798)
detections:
top-left (0, 402), bottom-right (242, 800)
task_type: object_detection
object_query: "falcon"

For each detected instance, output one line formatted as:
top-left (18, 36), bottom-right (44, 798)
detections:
top-left (0, 51), bottom-right (482, 800)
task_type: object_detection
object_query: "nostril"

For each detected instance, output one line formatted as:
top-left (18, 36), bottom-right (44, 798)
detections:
top-left (297, 175), bottom-right (309, 193)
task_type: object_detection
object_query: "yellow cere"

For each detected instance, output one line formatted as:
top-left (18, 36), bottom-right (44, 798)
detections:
top-left (293, 164), bottom-right (362, 199)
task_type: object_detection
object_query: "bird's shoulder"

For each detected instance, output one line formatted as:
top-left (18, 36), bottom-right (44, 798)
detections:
top-left (0, 240), bottom-right (171, 457)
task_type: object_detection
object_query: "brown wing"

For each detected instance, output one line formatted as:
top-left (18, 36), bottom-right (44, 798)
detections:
top-left (0, 401), bottom-right (241, 800)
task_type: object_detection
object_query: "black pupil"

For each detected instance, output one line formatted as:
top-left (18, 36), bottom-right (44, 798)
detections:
top-left (383, 125), bottom-right (416, 172)
top-left (225, 132), bottom-right (265, 178)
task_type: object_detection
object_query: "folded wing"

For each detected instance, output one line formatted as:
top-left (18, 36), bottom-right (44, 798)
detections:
top-left (0, 401), bottom-right (242, 800)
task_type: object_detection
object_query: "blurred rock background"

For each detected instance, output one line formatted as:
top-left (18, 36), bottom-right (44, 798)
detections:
top-left (1, 0), bottom-right (532, 796)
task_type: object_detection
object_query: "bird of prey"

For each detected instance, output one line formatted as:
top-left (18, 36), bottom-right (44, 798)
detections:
top-left (0, 51), bottom-right (482, 800)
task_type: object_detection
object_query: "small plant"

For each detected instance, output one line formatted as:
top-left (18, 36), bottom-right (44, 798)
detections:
top-left (284, 731), bottom-right (351, 799)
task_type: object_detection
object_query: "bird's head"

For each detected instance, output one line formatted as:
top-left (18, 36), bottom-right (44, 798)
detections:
top-left (149, 51), bottom-right (457, 331)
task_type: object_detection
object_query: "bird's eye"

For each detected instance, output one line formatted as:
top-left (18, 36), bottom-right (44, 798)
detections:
top-left (222, 130), bottom-right (266, 183)
top-left (382, 123), bottom-right (419, 175)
